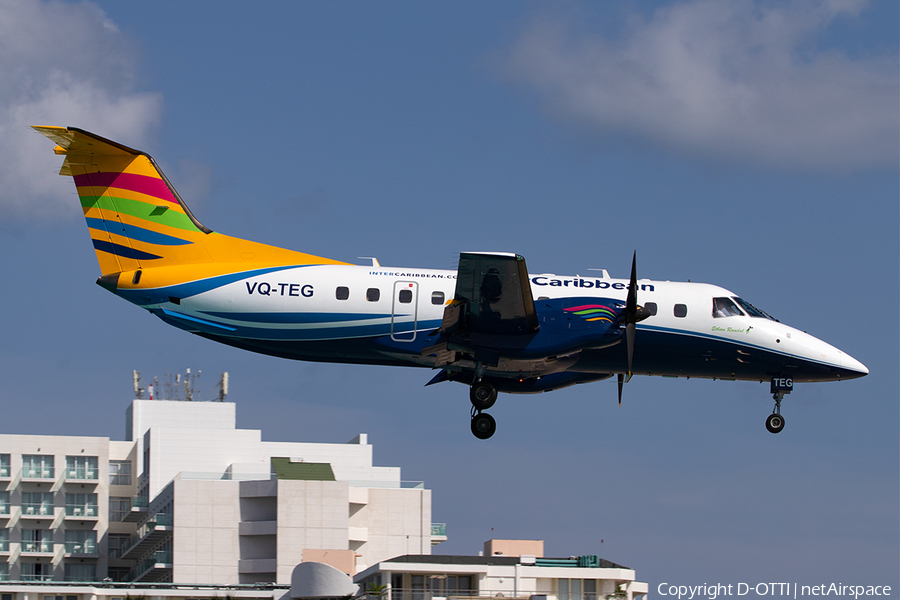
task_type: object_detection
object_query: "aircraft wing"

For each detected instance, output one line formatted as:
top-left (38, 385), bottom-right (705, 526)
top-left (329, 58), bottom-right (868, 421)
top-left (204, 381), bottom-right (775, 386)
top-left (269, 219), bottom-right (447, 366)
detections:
top-left (424, 252), bottom-right (539, 366)
top-left (452, 252), bottom-right (539, 335)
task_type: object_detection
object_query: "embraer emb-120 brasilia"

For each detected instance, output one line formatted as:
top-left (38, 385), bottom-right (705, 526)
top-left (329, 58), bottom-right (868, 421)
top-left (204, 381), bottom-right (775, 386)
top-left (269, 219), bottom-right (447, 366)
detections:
top-left (34, 126), bottom-right (869, 439)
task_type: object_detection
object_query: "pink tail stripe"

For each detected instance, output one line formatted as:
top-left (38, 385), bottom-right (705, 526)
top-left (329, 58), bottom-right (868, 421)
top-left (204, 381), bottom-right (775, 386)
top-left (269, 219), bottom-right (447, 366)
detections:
top-left (73, 172), bottom-right (178, 204)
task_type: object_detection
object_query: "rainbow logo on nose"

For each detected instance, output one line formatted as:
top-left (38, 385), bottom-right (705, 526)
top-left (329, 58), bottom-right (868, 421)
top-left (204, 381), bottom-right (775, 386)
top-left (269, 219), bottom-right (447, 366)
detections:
top-left (564, 304), bottom-right (618, 323)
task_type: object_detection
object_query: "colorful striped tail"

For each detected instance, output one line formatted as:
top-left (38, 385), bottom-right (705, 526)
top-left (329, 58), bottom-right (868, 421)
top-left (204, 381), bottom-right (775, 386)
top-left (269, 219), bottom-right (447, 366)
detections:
top-left (33, 126), bottom-right (347, 286)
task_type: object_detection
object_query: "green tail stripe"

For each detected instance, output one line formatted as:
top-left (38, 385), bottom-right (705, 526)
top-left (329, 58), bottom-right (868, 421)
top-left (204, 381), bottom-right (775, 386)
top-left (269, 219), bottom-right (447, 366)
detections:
top-left (79, 194), bottom-right (200, 233)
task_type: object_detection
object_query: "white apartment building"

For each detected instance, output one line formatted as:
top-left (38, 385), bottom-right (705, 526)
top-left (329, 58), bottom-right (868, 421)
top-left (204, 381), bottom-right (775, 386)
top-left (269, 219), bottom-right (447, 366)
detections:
top-left (0, 399), bottom-right (437, 586)
top-left (355, 540), bottom-right (648, 600)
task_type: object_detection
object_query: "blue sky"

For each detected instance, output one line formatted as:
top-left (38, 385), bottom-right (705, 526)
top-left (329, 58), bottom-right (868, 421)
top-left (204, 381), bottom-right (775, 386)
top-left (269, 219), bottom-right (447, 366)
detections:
top-left (0, 0), bottom-right (897, 591)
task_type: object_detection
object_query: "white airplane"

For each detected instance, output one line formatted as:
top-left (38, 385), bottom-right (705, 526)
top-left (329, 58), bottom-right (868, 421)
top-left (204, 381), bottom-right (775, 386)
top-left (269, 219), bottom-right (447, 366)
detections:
top-left (34, 126), bottom-right (869, 439)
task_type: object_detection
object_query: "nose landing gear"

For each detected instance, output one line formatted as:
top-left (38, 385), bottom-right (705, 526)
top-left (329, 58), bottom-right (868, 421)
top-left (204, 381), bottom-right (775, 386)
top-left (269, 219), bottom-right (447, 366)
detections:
top-left (766, 377), bottom-right (792, 434)
top-left (765, 394), bottom-right (786, 434)
top-left (469, 381), bottom-right (498, 439)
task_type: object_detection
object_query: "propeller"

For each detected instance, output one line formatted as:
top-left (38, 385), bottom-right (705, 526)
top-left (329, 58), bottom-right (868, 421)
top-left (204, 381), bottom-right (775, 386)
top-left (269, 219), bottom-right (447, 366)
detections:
top-left (618, 251), bottom-right (651, 406)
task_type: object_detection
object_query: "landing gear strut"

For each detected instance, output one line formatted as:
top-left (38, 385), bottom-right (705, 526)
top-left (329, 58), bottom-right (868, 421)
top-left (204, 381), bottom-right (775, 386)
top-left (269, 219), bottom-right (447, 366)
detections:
top-left (765, 392), bottom-right (786, 434)
top-left (469, 380), bottom-right (497, 439)
top-left (766, 377), bottom-right (792, 434)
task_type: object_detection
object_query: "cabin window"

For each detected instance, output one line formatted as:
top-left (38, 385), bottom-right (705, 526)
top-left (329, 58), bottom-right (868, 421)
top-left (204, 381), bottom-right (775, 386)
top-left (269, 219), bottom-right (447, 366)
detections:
top-left (674, 303), bottom-right (688, 318)
top-left (713, 297), bottom-right (744, 318)
top-left (398, 289), bottom-right (413, 304)
top-left (336, 286), bottom-right (350, 300)
top-left (366, 288), bottom-right (380, 302)
top-left (644, 302), bottom-right (658, 316)
top-left (431, 291), bottom-right (444, 305)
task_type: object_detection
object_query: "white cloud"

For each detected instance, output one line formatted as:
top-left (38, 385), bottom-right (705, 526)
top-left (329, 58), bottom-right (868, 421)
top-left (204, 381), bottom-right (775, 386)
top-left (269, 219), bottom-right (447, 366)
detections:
top-left (0, 0), bottom-right (161, 221)
top-left (503, 0), bottom-right (898, 170)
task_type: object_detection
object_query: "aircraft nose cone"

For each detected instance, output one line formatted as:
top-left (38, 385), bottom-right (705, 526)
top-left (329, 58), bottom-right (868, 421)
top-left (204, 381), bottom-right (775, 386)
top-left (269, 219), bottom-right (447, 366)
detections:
top-left (840, 352), bottom-right (869, 378)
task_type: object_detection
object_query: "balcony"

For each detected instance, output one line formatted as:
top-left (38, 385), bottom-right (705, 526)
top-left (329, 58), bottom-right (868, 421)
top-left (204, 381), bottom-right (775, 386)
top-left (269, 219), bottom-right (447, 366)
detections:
top-left (21, 504), bottom-right (54, 519)
top-left (131, 550), bottom-right (172, 582)
top-left (0, 466), bottom-right (10, 479)
top-left (65, 504), bottom-right (98, 520)
top-left (431, 523), bottom-right (447, 545)
top-left (21, 468), bottom-right (54, 481)
top-left (0, 541), bottom-right (9, 553)
top-left (65, 468), bottom-right (99, 482)
top-left (21, 541), bottom-right (54, 555)
top-left (21, 574), bottom-right (54, 582)
top-left (121, 496), bottom-right (149, 523)
top-left (65, 540), bottom-right (99, 556)
top-left (120, 514), bottom-right (173, 560)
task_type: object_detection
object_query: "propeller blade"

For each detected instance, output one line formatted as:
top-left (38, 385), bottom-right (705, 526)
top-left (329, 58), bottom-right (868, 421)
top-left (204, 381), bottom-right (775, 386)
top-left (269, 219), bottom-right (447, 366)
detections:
top-left (626, 250), bottom-right (638, 316)
top-left (617, 373), bottom-right (624, 407)
top-left (626, 322), bottom-right (635, 382)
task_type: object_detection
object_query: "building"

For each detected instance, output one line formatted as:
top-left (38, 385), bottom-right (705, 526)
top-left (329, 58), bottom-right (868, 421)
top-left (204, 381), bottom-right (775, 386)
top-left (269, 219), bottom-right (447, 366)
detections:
top-left (0, 398), bottom-right (437, 585)
top-left (0, 540), bottom-right (648, 600)
top-left (355, 540), bottom-right (648, 600)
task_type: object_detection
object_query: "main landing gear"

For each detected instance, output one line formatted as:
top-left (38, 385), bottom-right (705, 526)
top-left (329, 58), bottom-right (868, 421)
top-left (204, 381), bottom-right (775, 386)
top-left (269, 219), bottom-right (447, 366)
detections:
top-left (469, 381), bottom-right (498, 439)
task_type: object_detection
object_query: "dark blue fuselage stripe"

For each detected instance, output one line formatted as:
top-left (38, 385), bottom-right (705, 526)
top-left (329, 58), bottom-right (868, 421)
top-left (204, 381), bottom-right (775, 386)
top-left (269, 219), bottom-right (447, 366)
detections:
top-left (92, 239), bottom-right (162, 261)
top-left (86, 218), bottom-right (191, 246)
top-left (198, 311), bottom-right (393, 324)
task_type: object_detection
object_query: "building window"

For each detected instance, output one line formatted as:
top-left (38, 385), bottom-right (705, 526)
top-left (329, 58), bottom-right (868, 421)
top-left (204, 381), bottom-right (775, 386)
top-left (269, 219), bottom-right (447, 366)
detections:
top-left (109, 460), bottom-right (132, 485)
top-left (22, 492), bottom-right (54, 516)
top-left (65, 530), bottom-right (97, 554)
top-left (108, 533), bottom-right (131, 559)
top-left (109, 497), bottom-right (131, 522)
top-left (0, 565), bottom-right (8, 582)
top-left (391, 574), bottom-right (404, 600)
top-left (66, 456), bottom-right (98, 480)
top-left (431, 291), bottom-right (445, 305)
top-left (107, 567), bottom-right (131, 582)
top-left (429, 575), bottom-right (474, 596)
top-left (336, 286), bottom-right (350, 300)
top-left (64, 563), bottom-right (96, 582)
top-left (0, 491), bottom-right (8, 515)
top-left (65, 493), bottom-right (97, 517)
top-left (21, 529), bottom-right (52, 553)
top-left (367, 288), bottom-right (381, 302)
top-left (21, 562), bottom-right (51, 581)
top-left (22, 455), bottom-right (54, 479)
top-left (0, 528), bottom-right (8, 551)
top-left (0, 454), bottom-right (9, 478)
top-left (559, 579), bottom-right (598, 600)
top-left (43, 596), bottom-right (78, 600)
top-left (674, 303), bottom-right (688, 318)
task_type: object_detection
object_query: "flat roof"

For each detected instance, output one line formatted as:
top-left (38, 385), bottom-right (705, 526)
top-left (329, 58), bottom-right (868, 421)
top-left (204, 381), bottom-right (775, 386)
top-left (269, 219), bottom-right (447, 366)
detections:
top-left (383, 555), bottom-right (629, 569)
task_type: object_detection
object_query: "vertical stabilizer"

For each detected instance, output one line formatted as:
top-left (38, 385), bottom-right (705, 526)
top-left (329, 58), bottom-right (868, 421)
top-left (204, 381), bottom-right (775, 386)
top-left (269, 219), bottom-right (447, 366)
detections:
top-left (33, 126), bottom-right (348, 283)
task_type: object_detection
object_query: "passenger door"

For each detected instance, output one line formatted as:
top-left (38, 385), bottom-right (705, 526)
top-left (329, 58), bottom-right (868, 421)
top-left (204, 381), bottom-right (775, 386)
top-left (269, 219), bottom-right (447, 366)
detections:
top-left (391, 281), bottom-right (419, 341)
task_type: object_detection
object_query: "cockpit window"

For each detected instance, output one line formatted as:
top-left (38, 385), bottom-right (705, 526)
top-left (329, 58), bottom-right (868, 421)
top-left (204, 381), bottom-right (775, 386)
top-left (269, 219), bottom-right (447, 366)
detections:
top-left (713, 297), bottom-right (744, 318)
top-left (732, 297), bottom-right (776, 321)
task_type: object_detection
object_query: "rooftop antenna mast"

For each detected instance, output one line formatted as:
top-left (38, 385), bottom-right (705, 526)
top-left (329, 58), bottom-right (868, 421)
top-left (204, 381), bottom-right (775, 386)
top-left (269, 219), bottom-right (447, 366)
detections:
top-left (133, 370), bottom-right (145, 399)
top-left (216, 372), bottom-right (229, 402)
top-left (184, 368), bottom-right (201, 401)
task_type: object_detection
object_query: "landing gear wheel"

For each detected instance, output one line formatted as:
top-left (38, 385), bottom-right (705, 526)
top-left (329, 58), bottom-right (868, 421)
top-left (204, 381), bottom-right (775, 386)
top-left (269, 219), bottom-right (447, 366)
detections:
top-left (765, 413), bottom-right (785, 434)
top-left (469, 382), bottom-right (498, 410)
top-left (471, 412), bottom-right (497, 440)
